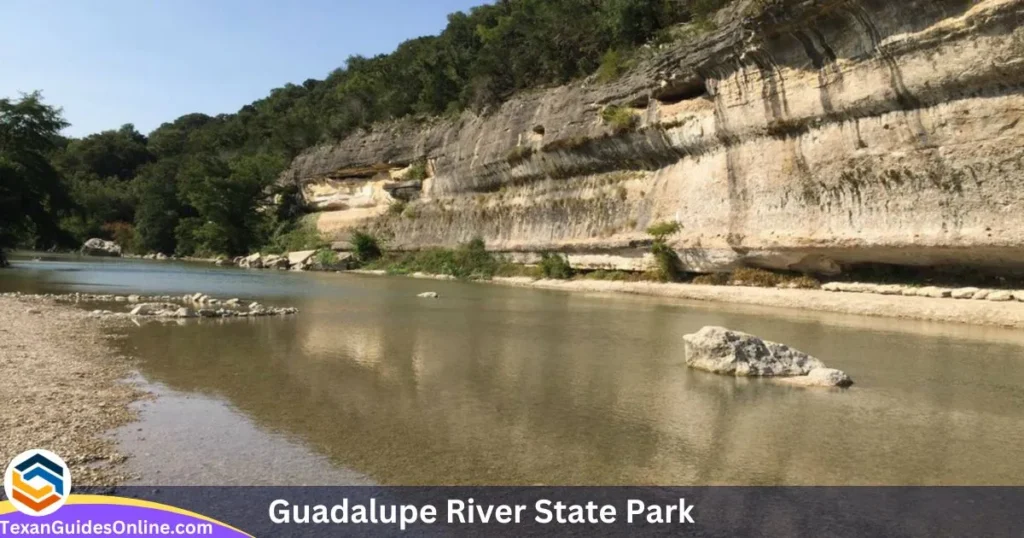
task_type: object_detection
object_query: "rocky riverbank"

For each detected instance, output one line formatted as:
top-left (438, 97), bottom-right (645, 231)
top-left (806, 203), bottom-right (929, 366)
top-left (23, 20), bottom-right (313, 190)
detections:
top-left (490, 277), bottom-right (1024, 330)
top-left (0, 291), bottom-right (300, 320)
top-left (0, 296), bottom-right (144, 485)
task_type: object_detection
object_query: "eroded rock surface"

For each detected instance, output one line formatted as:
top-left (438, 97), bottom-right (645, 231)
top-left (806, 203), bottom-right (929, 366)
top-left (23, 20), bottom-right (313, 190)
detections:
top-left (280, 0), bottom-right (1024, 276)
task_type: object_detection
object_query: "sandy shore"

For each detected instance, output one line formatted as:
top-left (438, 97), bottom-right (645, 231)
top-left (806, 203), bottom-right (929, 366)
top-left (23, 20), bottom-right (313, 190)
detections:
top-left (0, 296), bottom-right (144, 485)
top-left (487, 277), bottom-right (1024, 329)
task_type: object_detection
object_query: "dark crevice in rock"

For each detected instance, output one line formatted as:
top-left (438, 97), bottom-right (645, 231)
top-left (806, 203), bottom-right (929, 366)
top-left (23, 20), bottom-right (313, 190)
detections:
top-left (652, 76), bottom-right (708, 104)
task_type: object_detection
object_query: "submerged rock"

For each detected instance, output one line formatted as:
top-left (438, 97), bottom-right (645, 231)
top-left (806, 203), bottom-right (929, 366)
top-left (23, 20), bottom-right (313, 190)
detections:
top-left (780, 368), bottom-right (854, 388)
top-left (129, 303), bottom-right (181, 316)
top-left (682, 326), bottom-right (853, 388)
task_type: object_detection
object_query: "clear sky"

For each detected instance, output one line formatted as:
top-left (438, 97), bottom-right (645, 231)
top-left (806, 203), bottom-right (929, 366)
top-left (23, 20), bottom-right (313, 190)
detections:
top-left (1, 0), bottom-right (486, 137)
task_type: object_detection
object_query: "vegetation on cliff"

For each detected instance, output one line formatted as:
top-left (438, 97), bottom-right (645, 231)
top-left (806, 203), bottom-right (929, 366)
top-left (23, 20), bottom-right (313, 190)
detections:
top-left (1, 1), bottom-right (731, 261)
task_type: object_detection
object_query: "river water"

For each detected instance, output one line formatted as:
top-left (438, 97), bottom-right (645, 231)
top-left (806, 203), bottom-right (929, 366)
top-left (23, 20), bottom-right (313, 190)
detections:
top-left (3, 254), bottom-right (1024, 485)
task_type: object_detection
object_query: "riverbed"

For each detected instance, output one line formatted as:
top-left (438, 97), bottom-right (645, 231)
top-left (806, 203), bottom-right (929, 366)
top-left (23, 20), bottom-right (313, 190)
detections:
top-left (3, 254), bottom-right (1024, 485)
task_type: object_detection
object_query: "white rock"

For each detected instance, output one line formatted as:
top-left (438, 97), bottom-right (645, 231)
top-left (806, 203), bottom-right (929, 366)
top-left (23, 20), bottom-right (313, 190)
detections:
top-left (81, 238), bottom-right (122, 257)
top-left (972, 290), bottom-right (992, 300)
top-left (287, 250), bottom-right (317, 270)
top-left (263, 255), bottom-right (289, 270)
top-left (683, 326), bottom-right (824, 377)
top-left (417, 292), bottom-right (440, 298)
top-left (987, 291), bottom-right (1014, 302)
top-left (821, 282), bottom-right (842, 292)
top-left (128, 295), bottom-right (141, 303)
top-left (781, 368), bottom-right (855, 388)
top-left (876, 285), bottom-right (905, 295)
top-left (1016, 292), bottom-right (1024, 303)
top-left (174, 307), bottom-right (196, 319)
top-left (918, 286), bottom-right (952, 299)
top-left (951, 287), bottom-right (980, 299)
top-left (129, 303), bottom-right (180, 316)
top-left (240, 253), bottom-right (263, 269)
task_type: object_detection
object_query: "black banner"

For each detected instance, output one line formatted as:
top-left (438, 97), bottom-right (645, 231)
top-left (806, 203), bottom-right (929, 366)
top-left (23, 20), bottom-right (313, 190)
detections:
top-left (64, 486), bottom-right (1024, 537)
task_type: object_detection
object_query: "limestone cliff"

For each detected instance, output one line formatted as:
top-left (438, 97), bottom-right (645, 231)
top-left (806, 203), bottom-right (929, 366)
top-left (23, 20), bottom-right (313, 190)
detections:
top-left (280, 0), bottom-right (1024, 274)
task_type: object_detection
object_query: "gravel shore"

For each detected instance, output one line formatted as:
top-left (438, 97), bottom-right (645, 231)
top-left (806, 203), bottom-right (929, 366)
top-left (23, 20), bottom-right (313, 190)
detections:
top-left (491, 277), bottom-right (1024, 330)
top-left (0, 296), bottom-right (144, 485)
top-left (352, 270), bottom-right (1024, 330)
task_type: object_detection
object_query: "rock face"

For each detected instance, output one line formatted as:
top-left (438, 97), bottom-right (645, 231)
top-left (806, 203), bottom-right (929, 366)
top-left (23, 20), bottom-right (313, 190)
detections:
top-left (81, 238), bottom-right (122, 257)
top-left (280, 0), bottom-right (1024, 275)
top-left (683, 326), bottom-right (853, 388)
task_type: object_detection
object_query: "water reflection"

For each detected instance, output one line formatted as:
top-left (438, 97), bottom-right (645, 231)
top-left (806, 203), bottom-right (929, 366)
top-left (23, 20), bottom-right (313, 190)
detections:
top-left (120, 278), bottom-right (1024, 485)
top-left (6, 256), bottom-right (1024, 484)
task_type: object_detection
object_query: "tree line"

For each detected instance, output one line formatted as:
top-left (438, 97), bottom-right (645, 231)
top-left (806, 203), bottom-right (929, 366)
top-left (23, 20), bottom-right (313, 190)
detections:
top-left (1, 0), bottom-right (725, 265)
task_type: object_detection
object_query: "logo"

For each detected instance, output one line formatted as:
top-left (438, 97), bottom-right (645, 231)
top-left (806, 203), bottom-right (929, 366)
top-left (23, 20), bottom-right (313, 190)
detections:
top-left (4, 449), bottom-right (71, 516)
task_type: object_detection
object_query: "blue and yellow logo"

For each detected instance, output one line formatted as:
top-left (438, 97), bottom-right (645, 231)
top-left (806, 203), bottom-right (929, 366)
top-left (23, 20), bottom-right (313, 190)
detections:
top-left (3, 449), bottom-right (71, 516)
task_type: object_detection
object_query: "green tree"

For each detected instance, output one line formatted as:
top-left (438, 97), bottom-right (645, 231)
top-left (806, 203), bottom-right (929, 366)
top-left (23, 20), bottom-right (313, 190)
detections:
top-left (176, 153), bottom-right (285, 256)
top-left (0, 92), bottom-right (71, 265)
top-left (134, 158), bottom-right (184, 254)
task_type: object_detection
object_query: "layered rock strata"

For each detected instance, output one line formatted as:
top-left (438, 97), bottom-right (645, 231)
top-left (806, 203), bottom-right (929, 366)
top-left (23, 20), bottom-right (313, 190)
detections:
top-left (281, 0), bottom-right (1024, 274)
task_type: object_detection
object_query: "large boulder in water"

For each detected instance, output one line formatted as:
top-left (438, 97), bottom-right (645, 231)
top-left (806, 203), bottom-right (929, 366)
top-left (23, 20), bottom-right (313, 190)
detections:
top-left (682, 326), bottom-right (853, 387)
top-left (81, 238), bottom-right (122, 257)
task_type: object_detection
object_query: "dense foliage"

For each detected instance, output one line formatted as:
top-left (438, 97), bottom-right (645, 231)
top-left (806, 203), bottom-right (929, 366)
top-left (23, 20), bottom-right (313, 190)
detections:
top-left (0, 92), bottom-right (72, 265)
top-left (3, 1), bottom-right (725, 261)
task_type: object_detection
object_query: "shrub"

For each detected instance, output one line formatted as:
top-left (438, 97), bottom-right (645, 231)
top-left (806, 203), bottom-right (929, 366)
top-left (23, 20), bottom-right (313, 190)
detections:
top-left (597, 49), bottom-right (634, 83)
top-left (651, 241), bottom-right (682, 282)
top-left (370, 237), bottom-right (499, 280)
top-left (310, 248), bottom-right (344, 270)
top-left (646, 221), bottom-right (683, 282)
top-left (350, 230), bottom-right (382, 263)
top-left (100, 221), bottom-right (139, 254)
top-left (601, 105), bottom-right (638, 133)
top-left (646, 221), bottom-right (681, 240)
top-left (264, 218), bottom-right (327, 254)
top-left (388, 200), bottom-right (407, 216)
top-left (406, 161), bottom-right (428, 181)
top-left (539, 253), bottom-right (574, 279)
top-left (495, 262), bottom-right (543, 279)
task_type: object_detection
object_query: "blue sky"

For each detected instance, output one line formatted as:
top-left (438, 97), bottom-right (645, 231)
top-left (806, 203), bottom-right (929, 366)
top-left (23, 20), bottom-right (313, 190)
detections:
top-left (1, 0), bottom-right (486, 137)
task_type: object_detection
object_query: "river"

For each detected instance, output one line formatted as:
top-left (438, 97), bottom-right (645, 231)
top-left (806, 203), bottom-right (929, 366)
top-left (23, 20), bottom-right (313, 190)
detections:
top-left (3, 254), bottom-right (1024, 485)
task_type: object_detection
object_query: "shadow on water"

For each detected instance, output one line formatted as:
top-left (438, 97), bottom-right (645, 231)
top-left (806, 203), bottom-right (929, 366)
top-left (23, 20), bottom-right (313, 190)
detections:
top-left (5, 255), bottom-right (1024, 485)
